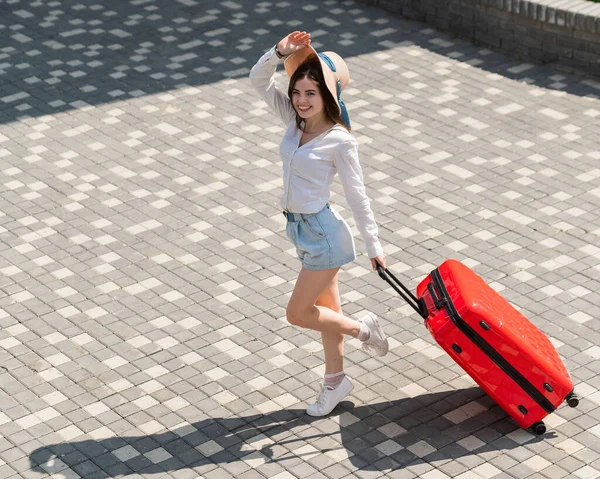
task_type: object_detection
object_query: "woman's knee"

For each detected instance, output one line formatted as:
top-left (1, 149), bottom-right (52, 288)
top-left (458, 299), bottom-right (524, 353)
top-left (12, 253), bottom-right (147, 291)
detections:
top-left (286, 303), bottom-right (313, 327)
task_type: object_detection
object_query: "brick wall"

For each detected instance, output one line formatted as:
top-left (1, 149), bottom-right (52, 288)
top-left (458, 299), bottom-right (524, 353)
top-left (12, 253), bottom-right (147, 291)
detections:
top-left (357, 0), bottom-right (600, 77)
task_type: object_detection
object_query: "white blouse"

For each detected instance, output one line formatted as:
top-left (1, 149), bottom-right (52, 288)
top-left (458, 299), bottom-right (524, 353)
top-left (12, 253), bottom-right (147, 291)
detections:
top-left (249, 46), bottom-right (383, 259)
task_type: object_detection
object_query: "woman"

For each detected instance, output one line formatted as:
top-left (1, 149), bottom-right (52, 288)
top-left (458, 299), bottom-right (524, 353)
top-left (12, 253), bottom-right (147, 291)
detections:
top-left (249, 31), bottom-right (388, 417)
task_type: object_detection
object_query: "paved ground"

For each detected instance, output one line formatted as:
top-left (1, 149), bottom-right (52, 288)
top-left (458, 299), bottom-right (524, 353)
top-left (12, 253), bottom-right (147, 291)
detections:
top-left (0, 0), bottom-right (599, 478)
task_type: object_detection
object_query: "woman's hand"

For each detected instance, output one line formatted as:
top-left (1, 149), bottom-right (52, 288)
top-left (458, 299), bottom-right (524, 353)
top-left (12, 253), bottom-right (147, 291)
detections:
top-left (370, 255), bottom-right (386, 271)
top-left (277, 31), bottom-right (311, 56)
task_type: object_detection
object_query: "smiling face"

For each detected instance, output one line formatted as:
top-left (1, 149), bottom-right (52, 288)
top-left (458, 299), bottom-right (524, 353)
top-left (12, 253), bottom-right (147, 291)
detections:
top-left (288, 58), bottom-right (346, 132)
top-left (290, 76), bottom-right (326, 123)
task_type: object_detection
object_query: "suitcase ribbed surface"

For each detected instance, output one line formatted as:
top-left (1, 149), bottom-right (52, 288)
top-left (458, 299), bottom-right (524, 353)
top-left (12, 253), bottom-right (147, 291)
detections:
top-left (441, 260), bottom-right (570, 382)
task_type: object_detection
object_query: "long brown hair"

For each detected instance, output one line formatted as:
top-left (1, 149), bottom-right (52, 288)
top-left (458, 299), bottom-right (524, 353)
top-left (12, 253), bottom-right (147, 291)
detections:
top-left (287, 57), bottom-right (350, 132)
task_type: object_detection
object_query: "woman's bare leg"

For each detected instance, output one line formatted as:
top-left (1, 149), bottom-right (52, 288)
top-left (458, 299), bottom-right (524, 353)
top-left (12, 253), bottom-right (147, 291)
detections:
top-left (314, 270), bottom-right (344, 375)
top-left (287, 267), bottom-right (358, 416)
top-left (286, 264), bottom-right (389, 366)
top-left (286, 267), bottom-right (360, 337)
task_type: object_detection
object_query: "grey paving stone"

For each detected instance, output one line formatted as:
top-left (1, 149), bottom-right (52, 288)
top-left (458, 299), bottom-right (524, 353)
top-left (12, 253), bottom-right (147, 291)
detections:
top-left (0, 0), bottom-right (599, 478)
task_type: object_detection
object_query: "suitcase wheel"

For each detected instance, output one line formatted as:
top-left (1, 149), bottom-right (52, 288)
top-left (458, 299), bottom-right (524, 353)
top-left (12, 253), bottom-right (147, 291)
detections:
top-left (531, 421), bottom-right (546, 435)
top-left (566, 392), bottom-right (579, 408)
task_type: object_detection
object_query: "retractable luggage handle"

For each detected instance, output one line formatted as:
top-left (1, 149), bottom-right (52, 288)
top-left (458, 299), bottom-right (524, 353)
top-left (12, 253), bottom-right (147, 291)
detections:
top-left (376, 265), bottom-right (428, 319)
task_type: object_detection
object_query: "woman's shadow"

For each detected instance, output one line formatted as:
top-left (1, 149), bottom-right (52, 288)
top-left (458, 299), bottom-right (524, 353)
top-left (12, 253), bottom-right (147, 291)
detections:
top-left (30, 387), bottom-right (551, 477)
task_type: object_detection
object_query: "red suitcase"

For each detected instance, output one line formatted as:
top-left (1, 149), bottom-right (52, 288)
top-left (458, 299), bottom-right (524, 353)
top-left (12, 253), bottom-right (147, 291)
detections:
top-left (378, 259), bottom-right (579, 434)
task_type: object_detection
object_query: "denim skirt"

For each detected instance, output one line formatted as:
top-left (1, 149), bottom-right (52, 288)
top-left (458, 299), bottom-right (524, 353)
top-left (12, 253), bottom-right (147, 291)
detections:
top-left (284, 203), bottom-right (356, 270)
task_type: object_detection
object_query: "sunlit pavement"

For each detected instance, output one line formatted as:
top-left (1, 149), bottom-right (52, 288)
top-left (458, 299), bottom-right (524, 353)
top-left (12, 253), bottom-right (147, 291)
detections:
top-left (0, 1), bottom-right (599, 478)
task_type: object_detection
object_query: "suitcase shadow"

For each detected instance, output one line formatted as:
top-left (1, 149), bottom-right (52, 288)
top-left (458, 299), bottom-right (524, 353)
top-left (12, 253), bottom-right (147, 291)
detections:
top-left (29, 387), bottom-right (554, 476)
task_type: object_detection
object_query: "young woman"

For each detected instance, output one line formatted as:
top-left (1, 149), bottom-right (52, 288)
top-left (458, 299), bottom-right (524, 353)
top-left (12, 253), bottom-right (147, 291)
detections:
top-left (249, 31), bottom-right (388, 416)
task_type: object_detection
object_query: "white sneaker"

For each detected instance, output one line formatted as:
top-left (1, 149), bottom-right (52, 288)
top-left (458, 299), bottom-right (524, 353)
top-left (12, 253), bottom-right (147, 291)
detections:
top-left (360, 312), bottom-right (389, 357)
top-left (306, 376), bottom-right (353, 417)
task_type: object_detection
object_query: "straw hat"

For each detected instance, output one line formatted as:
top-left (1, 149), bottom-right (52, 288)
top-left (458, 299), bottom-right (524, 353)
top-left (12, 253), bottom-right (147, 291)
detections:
top-left (284, 45), bottom-right (351, 127)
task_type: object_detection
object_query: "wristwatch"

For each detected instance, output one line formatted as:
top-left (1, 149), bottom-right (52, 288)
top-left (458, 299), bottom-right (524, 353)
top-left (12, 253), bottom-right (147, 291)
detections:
top-left (274, 45), bottom-right (285, 59)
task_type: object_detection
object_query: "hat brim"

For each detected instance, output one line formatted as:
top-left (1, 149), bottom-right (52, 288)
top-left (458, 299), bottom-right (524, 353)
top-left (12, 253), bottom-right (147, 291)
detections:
top-left (283, 45), bottom-right (319, 78)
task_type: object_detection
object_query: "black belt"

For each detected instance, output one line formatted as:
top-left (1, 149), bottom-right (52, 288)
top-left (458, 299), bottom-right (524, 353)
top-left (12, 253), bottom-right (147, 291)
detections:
top-left (283, 204), bottom-right (329, 222)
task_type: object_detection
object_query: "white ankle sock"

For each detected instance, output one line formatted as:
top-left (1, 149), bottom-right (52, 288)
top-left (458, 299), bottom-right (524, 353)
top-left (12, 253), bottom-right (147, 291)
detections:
top-left (324, 371), bottom-right (345, 389)
top-left (357, 321), bottom-right (370, 341)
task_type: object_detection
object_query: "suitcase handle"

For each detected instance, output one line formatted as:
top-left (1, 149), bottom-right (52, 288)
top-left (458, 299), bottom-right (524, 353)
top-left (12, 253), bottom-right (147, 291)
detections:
top-left (427, 283), bottom-right (446, 310)
top-left (376, 265), bottom-right (428, 319)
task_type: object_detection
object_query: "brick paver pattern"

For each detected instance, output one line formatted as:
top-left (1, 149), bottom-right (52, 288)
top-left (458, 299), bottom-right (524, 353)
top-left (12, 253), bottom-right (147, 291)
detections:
top-left (0, 1), bottom-right (599, 478)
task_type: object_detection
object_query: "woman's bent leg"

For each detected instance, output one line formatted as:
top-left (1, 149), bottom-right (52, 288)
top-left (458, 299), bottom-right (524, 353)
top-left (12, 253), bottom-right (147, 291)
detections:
top-left (286, 266), bottom-right (360, 337)
top-left (286, 266), bottom-right (388, 356)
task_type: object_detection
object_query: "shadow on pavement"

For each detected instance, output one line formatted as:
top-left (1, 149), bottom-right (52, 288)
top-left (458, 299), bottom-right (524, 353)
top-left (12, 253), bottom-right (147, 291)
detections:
top-left (1, 0), bottom-right (599, 126)
top-left (29, 387), bottom-right (553, 477)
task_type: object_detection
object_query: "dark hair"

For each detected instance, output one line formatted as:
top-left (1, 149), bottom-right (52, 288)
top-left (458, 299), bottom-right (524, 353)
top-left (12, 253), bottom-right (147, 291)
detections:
top-left (287, 57), bottom-right (350, 132)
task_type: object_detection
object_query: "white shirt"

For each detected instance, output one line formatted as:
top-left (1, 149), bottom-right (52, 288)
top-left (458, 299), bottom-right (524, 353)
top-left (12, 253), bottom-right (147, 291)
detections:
top-left (249, 47), bottom-right (383, 258)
